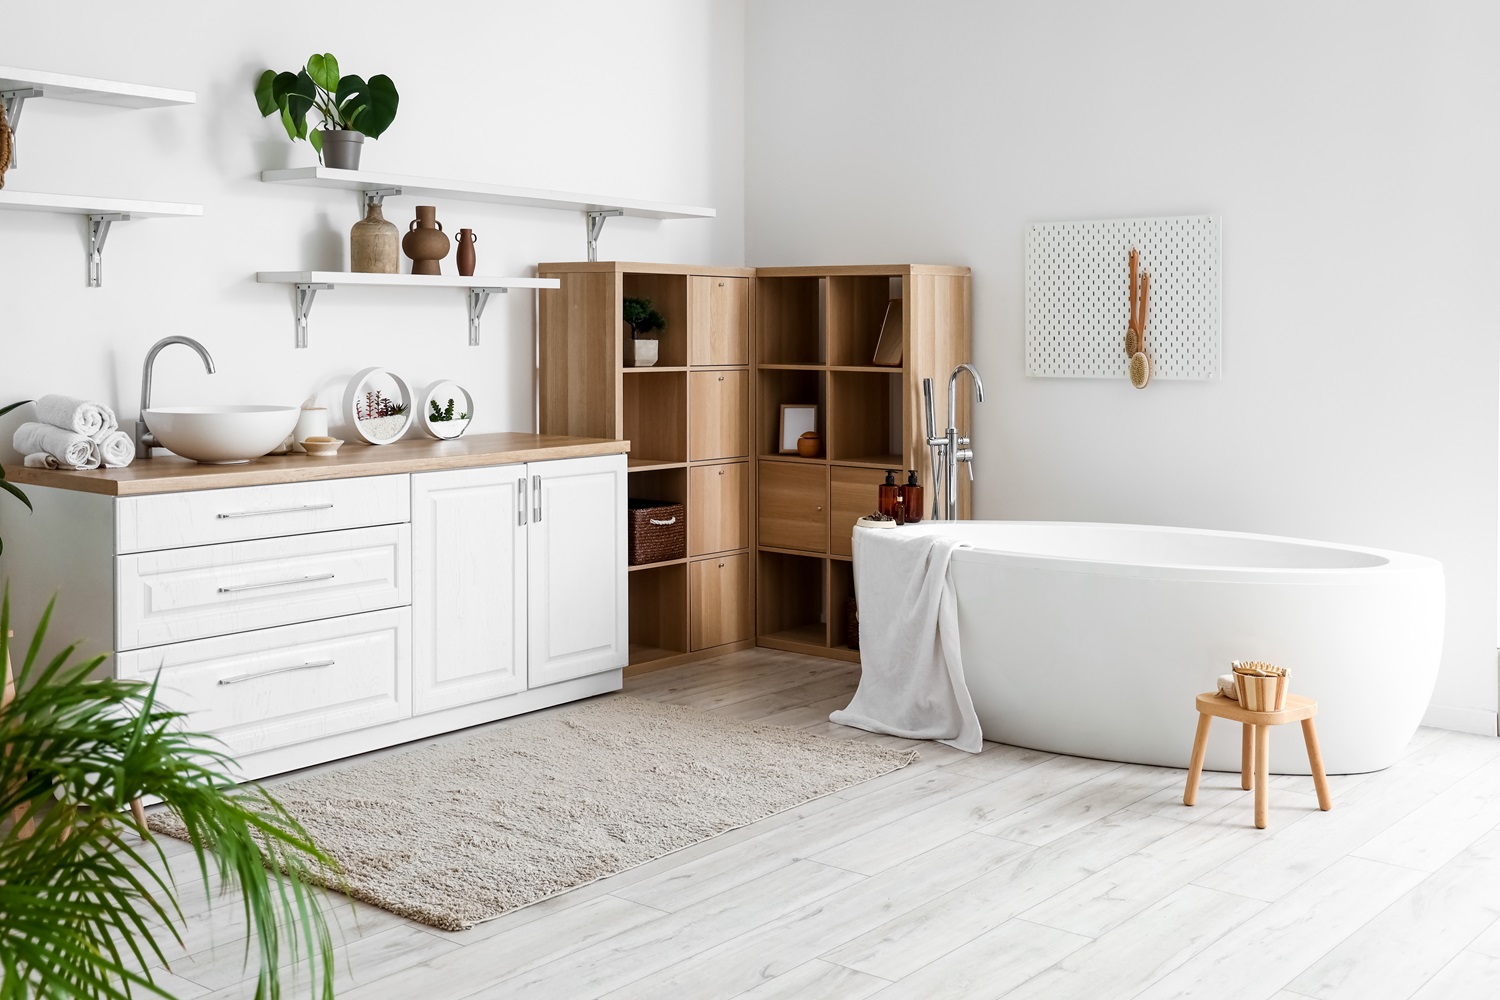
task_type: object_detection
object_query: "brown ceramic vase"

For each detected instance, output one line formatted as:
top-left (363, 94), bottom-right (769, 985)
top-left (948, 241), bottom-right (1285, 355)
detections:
top-left (402, 205), bottom-right (450, 276)
top-left (455, 228), bottom-right (477, 277)
top-left (350, 203), bottom-right (399, 273)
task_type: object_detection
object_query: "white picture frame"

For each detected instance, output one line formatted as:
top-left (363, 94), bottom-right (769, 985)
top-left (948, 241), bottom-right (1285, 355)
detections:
top-left (779, 404), bottom-right (818, 454)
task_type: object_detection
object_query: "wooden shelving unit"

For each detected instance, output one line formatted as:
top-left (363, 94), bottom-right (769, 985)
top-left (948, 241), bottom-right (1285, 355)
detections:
top-left (753, 265), bottom-right (972, 662)
top-left (538, 262), bottom-right (756, 674)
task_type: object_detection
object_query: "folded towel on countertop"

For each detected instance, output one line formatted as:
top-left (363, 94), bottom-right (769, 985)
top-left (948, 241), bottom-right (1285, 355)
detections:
top-left (830, 524), bottom-right (983, 753)
top-left (33, 394), bottom-right (117, 440)
top-left (23, 453), bottom-right (60, 469)
top-left (97, 429), bottom-right (134, 469)
top-left (12, 422), bottom-right (100, 470)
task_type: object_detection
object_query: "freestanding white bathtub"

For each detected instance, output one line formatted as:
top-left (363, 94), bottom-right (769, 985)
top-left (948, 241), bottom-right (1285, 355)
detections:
top-left (937, 521), bottom-right (1444, 774)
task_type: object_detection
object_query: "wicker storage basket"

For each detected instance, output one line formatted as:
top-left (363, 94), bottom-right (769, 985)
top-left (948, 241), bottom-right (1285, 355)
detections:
top-left (628, 499), bottom-right (685, 566)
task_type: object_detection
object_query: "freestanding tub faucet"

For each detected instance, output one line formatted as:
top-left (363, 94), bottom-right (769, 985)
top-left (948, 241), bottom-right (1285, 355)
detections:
top-left (136, 336), bottom-right (217, 458)
top-left (923, 363), bottom-right (985, 520)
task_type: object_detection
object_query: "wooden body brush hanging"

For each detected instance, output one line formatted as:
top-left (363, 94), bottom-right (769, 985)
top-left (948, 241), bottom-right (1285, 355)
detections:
top-left (1127, 249), bottom-right (1151, 388)
top-left (0, 100), bottom-right (11, 190)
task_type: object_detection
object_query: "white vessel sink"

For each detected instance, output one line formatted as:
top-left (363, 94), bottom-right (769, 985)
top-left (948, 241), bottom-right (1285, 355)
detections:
top-left (145, 405), bottom-right (299, 464)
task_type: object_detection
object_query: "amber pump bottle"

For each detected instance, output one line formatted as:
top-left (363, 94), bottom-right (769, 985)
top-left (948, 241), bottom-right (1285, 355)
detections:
top-left (903, 470), bottom-right (924, 523)
top-left (879, 470), bottom-right (902, 519)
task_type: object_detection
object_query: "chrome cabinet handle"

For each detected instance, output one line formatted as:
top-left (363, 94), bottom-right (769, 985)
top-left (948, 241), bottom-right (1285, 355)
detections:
top-left (217, 503), bottom-right (333, 520)
top-left (533, 475), bottom-right (542, 522)
top-left (217, 659), bottom-right (334, 686)
top-left (517, 477), bottom-right (527, 526)
top-left (218, 573), bottom-right (335, 594)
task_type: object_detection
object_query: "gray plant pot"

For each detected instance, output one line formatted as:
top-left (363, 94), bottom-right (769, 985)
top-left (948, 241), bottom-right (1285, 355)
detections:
top-left (320, 129), bottom-right (364, 170)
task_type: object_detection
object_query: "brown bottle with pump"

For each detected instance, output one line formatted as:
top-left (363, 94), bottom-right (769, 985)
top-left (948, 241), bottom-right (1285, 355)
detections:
top-left (903, 470), bottom-right (924, 523)
top-left (878, 470), bottom-right (902, 520)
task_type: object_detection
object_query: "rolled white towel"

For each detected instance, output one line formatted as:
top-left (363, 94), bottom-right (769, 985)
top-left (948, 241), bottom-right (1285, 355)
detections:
top-left (23, 453), bottom-right (60, 469)
top-left (12, 421), bottom-right (101, 470)
top-left (98, 430), bottom-right (134, 469)
top-left (33, 394), bottom-right (118, 441)
top-left (1217, 673), bottom-right (1240, 702)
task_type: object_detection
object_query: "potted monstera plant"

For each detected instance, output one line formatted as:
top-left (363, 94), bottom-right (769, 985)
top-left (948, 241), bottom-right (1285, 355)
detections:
top-left (255, 54), bottom-right (398, 169)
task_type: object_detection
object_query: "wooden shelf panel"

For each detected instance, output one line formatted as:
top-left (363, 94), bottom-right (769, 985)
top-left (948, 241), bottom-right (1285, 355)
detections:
top-left (0, 190), bottom-right (201, 217)
top-left (759, 624), bottom-right (829, 648)
top-left (625, 366), bottom-right (688, 374)
top-left (629, 558), bottom-right (687, 573)
top-left (261, 167), bottom-right (715, 221)
top-left (0, 66), bottom-right (195, 107)
top-left (256, 271), bottom-right (558, 290)
top-left (758, 453), bottom-right (827, 465)
top-left (627, 458), bottom-right (687, 472)
top-left (758, 363), bottom-right (825, 371)
top-left (836, 454), bottom-right (905, 470)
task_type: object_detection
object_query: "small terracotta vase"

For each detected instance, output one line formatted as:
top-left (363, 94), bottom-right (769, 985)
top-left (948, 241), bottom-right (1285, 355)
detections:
top-left (350, 203), bottom-right (399, 274)
top-left (797, 431), bottom-right (823, 458)
top-left (455, 228), bottom-right (477, 277)
top-left (402, 205), bottom-right (450, 276)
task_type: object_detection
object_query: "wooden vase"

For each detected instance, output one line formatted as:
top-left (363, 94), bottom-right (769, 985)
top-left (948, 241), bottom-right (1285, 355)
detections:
top-left (350, 203), bottom-right (399, 274)
top-left (402, 205), bottom-right (450, 276)
top-left (455, 228), bottom-right (477, 277)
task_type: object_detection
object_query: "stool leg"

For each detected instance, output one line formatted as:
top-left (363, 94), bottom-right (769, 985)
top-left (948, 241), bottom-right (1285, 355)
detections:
top-left (1242, 724), bottom-right (1254, 790)
top-left (1254, 724), bottom-right (1270, 829)
top-left (1184, 713), bottom-right (1212, 806)
top-left (1301, 718), bottom-right (1332, 811)
top-left (130, 798), bottom-right (149, 838)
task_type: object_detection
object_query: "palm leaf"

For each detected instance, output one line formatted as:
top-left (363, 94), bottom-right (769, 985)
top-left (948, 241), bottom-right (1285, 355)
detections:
top-left (0, 587), bottom-right (339, 998)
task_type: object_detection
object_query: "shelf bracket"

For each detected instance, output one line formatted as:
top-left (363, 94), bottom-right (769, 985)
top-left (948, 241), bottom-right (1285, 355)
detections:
top-left (361, 186), bottom-right (402, 209)
top-left (86, 213), bottom-right (128, 288)
top-left (2, 88), bottom-right (43, 169)
top-left (293, 282), bottom-right (333, 349)
top-left (584, 209), bottom-right (623, 262)
top-left (467, 287), bottom-right (508, 346)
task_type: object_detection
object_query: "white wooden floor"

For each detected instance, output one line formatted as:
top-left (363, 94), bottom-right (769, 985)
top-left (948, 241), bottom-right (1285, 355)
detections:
top-left (132, 648), bottom-right (1500, 1000)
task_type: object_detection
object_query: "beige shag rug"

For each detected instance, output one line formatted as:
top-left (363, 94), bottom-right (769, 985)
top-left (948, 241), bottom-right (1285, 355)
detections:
top-left (148, 695), bottom-right (916, 930)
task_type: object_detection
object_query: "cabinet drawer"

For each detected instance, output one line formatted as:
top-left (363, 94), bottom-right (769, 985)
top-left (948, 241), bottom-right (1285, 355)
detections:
top-left (690, 554), bottom-right (752, 650)
top-left (116, 524), bottom-right (411, 650)
top-left (689, 462), bottom-right (748, 555)
top-left (688, 370), bottom-right (749, 461)
top-left (116, 474), bottom-right (410, 553)
top-left (759, 460), bottom-right (828, 553)
top-left (115, 609), bottom-right (411, 759)
top-left (831, 465), bottom-right (889, 556)
top-left (689, 276), bottom-right (750, 365)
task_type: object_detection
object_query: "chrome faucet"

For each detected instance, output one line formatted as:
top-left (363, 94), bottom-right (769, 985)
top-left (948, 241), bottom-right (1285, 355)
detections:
top-left (923, 364), bottom-right (985, 520)
top-left (136, 336), bottom-right (216, 458)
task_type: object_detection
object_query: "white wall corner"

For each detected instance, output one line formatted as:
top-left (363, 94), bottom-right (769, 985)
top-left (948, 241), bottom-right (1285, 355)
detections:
top-left (1421, 702), bottom-right (1499, 737)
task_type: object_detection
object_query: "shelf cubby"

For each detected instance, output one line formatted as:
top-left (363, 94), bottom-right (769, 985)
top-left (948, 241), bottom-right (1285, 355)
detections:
top-left (829, 370), bottom-right (903, 465)
top-left (622, 368), bottom-right (687, 465)
top-left (757, 551), bottom-right (827, 647)
top-left (757, 368), bottom-right (826, 459)
top-left (629, 562), bottom-right (689, 665)
top-left (829, 559), bottom-right (858, 653)
top-left (828, 275), bottom-right (902, 367)
top-left (757, 276), bottom-right (825, 365)
top-left (623, 272), bottom-right (690, 368)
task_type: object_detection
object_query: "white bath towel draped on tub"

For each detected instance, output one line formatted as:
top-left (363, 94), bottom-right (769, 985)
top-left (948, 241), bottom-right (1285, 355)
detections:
top-left (830, 524), bottom-right (983, 753)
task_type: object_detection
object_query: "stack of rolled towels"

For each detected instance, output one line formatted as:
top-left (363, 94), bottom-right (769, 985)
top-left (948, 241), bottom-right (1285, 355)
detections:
top-left (12, 396), bottom-right (133, 470)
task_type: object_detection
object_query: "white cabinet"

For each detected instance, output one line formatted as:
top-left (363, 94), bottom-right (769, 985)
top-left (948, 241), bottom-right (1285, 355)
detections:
top-left (411, 465), bottom-right (528, 714)
top-left (526, 455), bottom-right (629, 687)
top-left (411, 454), bottom-right (627, 701)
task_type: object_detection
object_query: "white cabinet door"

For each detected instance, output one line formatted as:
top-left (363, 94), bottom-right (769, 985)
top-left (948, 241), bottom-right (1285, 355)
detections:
top-left (526, 454), bottom-right (628, 686)
top-left (410, 465), bottom-right (528, 714)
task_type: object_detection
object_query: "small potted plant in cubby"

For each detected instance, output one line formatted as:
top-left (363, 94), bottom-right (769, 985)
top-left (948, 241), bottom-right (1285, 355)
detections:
top-left (623, 297), bottom-right (665, 368)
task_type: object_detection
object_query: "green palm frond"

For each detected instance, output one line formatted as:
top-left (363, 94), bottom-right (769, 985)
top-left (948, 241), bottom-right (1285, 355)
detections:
top-left (0, 587), bottom-right (338, 999)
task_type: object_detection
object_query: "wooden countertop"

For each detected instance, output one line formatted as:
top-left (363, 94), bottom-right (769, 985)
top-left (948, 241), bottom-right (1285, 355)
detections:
top-left (6, 432), bottom-right (631, 497)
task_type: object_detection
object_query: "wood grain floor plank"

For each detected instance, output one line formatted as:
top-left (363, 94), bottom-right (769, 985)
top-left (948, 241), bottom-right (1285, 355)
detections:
top-left (978, 763), bottom-right (1183, 847)
top-left (869, 918), bottom-right (1089, 1000)
top-left (1287, 829), bottom-right (1500, 1000)
top-left (1352, 754), bottom-right (1500, 872)
top-left (822, 811), bottom-right (1187, 982)
top-left (731, 959), bottom-right (889, 1000)
top-left (199, 924), bottom-right (461, 998)
top-left (1408, 951), bottom-right (1500, 998)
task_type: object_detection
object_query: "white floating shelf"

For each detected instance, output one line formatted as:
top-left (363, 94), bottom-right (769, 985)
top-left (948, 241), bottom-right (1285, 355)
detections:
top-left (0, 66), bottom-right (196, 108)
top-left (0, 190), bottom-right (202, 218)
top-left (261, 166), bottom-right (715, 260)
top-left (0, 190), bottom-right (202, 287)
top-left (256, 271), bottom-right (561, 348)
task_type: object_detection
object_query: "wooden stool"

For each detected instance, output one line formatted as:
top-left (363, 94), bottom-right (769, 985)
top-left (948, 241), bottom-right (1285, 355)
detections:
top-left (1183, 692), bottom-right (1332, 829)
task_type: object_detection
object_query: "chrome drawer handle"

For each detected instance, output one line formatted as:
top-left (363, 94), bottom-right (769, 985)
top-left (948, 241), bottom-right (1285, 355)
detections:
top-left (218, 573), bottom-right (335, 594)
top-left (533, 475), bottom-right (542, 522)
top-left (217, 503), bottom-right (334, 520)
top-left (518, 477), bottom-right (527, 526)
top-left (649, 517), bottom-right (677, 526)
top-left (217, 659), bottom-right (335, 686)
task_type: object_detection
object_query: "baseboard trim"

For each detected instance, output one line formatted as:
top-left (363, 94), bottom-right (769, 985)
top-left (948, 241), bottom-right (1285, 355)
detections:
top-left (1421, 703), bottom-right (1499, 736)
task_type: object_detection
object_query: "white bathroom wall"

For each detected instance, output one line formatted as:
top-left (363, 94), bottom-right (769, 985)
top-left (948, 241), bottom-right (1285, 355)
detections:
top-left (0, 0), bottom-right (743, 454)
top-left (745, 0), bottom-right (1500, 731)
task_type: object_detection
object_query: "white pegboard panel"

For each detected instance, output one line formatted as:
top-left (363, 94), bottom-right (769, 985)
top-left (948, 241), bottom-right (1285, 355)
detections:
top-left (1025, 215), bottom-right (1222, 380)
